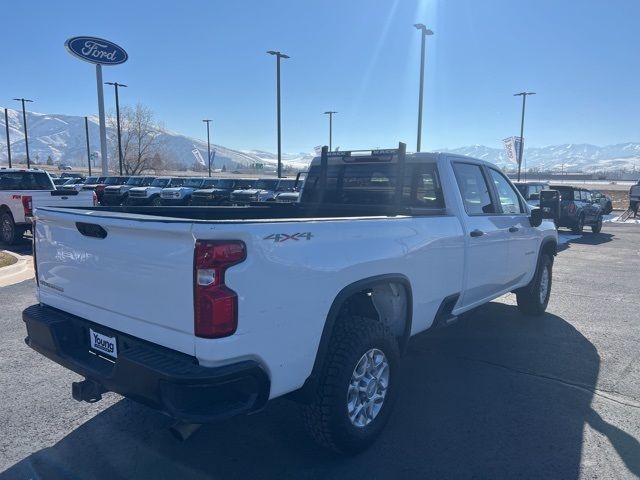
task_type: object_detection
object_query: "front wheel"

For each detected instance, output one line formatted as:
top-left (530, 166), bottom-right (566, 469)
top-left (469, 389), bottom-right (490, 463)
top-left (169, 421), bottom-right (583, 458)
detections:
top-left (150, 196), bottom-right (162, 207)
top-left (302, 316), bottom-right (400, 454)
top-left (571, 214), bottom-right (584, 234)
top-left (591, 215), bottom-right (603, 233)
top-left (0, 212), bottom-right (19, 245)
top-left (516, 253), bottom-right (553, 316)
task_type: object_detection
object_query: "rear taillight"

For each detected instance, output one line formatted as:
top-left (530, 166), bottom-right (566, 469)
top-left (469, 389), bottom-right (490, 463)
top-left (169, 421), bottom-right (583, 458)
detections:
top-left (21, 195), bottom-right (33, 216)
top-left (32, 220), bottom-right (39, 287)
top-left (194, 240), bottom-right (246, 338)
top-left (93, 192), bottom-right (98, 206)
top-left (568, 203), bottom-right (576, 214)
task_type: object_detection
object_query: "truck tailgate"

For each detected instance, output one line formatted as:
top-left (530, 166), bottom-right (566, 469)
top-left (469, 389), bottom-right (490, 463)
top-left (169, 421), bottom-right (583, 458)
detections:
top-left (34, 190), bottom-right (95, 208)
top-left (34, 208), bottom-right (197, 355)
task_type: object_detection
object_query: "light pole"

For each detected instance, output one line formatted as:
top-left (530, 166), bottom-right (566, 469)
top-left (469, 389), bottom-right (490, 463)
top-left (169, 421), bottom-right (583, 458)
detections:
top-left (202, 119), bottom-right (212, 177)
top-left (513, 91), bottom-right (536, 182)
top-left (105, 82), bottom-right (127, 175)
top-left (13, 98), bottom-right (33, 168)
top-left (323, 111), bottom-right (337, 151)
top-left (414, 24), bottom-right (433, 153)
top-left (267, 50), bottom-right (289, 178)
top-left (4, 108), bottom-right (11, 168)
top-left (84, 116), bottom-right (92, 176)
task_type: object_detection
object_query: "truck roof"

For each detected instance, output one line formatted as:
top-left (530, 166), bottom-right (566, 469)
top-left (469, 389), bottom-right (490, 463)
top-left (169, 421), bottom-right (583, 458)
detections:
top-left (308, 150), bottom-right (497, 169)
top-left (0, 167), bottom-right (47, 173)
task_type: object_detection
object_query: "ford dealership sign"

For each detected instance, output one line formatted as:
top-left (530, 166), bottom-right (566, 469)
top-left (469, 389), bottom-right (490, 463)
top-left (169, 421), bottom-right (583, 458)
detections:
top-left (64, 36), bottom-right (128, 65)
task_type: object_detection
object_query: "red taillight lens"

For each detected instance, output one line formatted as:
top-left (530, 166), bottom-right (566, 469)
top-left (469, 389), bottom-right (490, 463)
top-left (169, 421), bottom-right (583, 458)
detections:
top-left (93, 192), bottom-right (98, 206)
top-left (194, 240), bottom-right (246, 338)
top-left (21, 195), bottom-right (33, 216)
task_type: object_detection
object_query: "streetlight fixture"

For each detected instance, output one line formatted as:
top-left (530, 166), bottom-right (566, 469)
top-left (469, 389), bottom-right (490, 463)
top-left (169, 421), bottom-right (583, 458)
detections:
top-left (267, 50), bottom-right (290, 178)
top-left (3, 108), bottom-right (11, 168)
top-left (323, 111), bottom-right (337, 151)
top-left (513, 91), bottom-right (536, 181)
top-left (202, 119), bottom-right (212, 177)
top-left (13, 98), bottom-right (33, 167)
top-left (105, 82), bottom-right (128, 175)
top-left (413, 24), bottom-right (433, 153)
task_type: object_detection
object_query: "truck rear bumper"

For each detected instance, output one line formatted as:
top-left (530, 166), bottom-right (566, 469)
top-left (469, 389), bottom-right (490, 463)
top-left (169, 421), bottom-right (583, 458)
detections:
top-left (23, 304), bottom-right (270, 423)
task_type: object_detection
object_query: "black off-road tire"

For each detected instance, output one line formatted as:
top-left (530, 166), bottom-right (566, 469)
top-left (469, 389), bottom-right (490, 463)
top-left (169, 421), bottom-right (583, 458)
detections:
top-left (591, 216), bottom-right (603, 233)
top-left (302, 316), bottom-right (400, 454)
top-left (516, 253), bottom-right (553, 316)
top-left (150, 195), bottom-right (162, 207)
top-left (0, 212), bottom-right (19, 245)
top-left (571, 214), bottom-right (585, 234)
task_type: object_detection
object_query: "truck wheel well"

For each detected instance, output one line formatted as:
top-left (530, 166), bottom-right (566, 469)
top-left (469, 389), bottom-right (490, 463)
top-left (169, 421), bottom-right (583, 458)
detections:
top-left (541, 238), bottom-right (557, 258)
top-left (292, 275), bottom-right (412, 404)
top-left (0, 205), bottom-right (13, 219)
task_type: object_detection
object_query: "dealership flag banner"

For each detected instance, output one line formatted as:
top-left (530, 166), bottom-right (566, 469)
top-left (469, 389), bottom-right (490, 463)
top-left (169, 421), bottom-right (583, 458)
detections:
top-left (192, 148), bottom-right (205, 166)
top-left (503, 136), bottom-right (523, 165)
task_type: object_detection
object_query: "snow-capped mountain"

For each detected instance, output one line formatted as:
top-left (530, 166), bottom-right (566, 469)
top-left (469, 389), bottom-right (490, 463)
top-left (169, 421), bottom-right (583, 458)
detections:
top-left (1, 109), bottom-right (639, 173)
top-left (440, 143), bottom-right (640, 172)
top-left (0, 109), bottom-right (299, 171)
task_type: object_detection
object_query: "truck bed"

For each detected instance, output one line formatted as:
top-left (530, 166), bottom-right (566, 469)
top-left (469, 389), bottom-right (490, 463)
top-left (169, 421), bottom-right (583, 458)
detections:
top-left (45, 202), bottom-right (447, 222)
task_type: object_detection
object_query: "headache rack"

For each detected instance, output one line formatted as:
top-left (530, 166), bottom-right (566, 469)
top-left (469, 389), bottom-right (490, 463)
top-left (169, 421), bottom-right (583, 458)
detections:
top-left (317, 142), bottom-right (407, 206)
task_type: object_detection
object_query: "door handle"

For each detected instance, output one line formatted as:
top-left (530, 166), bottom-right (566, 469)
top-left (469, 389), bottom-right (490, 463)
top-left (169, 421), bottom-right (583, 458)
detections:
top-left (470, 229), bottom-right (484, 237)
top-left (509, 226), bottom-right (519, 233)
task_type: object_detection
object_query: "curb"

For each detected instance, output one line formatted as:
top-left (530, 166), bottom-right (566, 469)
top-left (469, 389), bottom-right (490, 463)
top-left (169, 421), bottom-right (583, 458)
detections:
top-left (0, 250), bottom-right (34, 287)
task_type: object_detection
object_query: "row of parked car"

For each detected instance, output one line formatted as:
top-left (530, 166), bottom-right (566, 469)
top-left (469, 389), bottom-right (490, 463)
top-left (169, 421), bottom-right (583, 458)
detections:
top-left (54, 175), bottom-right (302, 206)
top-left (514, 181), bottom-right (612, 234)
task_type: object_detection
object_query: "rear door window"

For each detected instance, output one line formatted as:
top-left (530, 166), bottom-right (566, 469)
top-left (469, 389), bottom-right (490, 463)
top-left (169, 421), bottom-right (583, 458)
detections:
top-left (452, 163), bottom-right (495, 215)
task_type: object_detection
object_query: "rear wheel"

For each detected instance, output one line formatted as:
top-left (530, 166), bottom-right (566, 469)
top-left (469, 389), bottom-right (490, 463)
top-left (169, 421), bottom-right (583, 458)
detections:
top-left (591, 215), bottom-right (603, 233)
top-left (0, 212), bottom-right (19, 245)
top-left (516, 253), bottom-right (553, 316)
top-left (302, 316), bottom-right (399, 454)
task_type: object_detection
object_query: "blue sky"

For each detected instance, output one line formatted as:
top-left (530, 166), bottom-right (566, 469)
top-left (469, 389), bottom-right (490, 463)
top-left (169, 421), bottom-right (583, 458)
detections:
top-left (2, 0), bottom-right (638, 153)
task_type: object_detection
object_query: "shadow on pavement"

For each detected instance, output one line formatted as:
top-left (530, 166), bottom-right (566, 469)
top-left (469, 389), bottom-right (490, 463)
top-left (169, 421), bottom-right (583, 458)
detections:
top-left (0, 234), bottom-right (32, 256)
top-left (3, 302), bottom-right (637, 479)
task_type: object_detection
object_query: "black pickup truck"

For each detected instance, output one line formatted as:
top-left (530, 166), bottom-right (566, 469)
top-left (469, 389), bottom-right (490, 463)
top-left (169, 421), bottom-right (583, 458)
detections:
top-left (549, 185), bottom-right (603, 233)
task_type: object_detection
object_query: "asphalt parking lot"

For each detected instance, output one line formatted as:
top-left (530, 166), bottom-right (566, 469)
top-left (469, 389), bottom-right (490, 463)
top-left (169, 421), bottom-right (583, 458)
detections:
top-left (1, 223), bottom-right (639, 479)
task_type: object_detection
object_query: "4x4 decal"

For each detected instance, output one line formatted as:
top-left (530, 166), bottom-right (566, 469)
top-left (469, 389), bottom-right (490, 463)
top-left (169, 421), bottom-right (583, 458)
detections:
top-left (264, 232), bottom-right (313, 243)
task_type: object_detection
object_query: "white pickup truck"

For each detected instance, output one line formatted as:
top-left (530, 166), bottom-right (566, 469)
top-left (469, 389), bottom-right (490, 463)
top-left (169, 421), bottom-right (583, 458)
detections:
top-left (23, 145), bottom-right (558, 453)
top-left (0, 168), bottom-right (96, 244)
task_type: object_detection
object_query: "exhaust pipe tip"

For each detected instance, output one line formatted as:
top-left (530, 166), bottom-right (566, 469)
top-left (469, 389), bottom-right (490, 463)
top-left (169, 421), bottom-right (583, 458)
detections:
top-left (170, 421), bottom-right (202, 441)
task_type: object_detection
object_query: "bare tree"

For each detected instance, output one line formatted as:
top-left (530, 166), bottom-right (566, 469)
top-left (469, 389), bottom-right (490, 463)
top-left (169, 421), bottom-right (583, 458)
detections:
top-left (108, 103), bottom-right (166, 175)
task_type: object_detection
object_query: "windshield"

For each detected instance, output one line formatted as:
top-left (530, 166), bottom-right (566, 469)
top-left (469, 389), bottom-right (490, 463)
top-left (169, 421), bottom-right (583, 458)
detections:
top-left (276, 179), bottom-right (296, 191)
top-left (183, 178), bottom-right (205, 188)
top-left (104, 177), bottom-right (125, 185)
top-left (254, 179), bottom-right (279, 190)
top-left (236, 180), bottom-right (254, 189)
top-left (150, 178), bottom-right (170, 188)
top-left (170, 177), bottom-right (185, 187)
top-left (126, 177), bottom-right (148, 186)
top-left (85, 176), bottom-right (98, 183)
top-left (201, 179), bottom-right (218, 188)
top-left (216, 179), bottom-right (235, 189)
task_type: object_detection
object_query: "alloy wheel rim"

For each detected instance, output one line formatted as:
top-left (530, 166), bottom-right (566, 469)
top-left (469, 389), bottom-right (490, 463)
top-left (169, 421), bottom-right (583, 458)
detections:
top-left (1, 218), bottom-right (11, 241)
top-left (347, 348), bottom-right (390, 428)
top-left (539, 265), bottom-right (550, 304)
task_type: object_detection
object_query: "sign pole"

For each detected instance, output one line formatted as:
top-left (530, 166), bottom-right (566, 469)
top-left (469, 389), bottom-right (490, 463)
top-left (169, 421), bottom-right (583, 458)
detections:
top-left (4, 108), bottom-right (11, 168)
top-left (84, 116), bottom-right (92, 176)
top-left (96, 64), bottom-right (108, 175)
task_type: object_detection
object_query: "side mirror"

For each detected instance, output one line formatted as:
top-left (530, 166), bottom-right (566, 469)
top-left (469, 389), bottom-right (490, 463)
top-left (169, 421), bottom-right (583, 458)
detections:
top-left (539, 189), bottom-right (560, 221)
top-left (529, 207), bottom-right (543, 227)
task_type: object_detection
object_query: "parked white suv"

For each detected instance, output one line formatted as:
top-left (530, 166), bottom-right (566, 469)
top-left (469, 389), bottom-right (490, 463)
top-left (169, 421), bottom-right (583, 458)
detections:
top-left (23, 145), bottom-right (557, 452)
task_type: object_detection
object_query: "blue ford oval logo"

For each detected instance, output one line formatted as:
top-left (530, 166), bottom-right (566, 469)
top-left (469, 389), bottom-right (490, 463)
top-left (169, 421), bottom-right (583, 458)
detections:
top-left (65, 36), bottom-right (128, 65)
